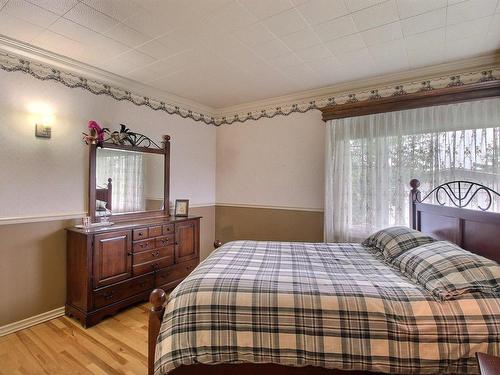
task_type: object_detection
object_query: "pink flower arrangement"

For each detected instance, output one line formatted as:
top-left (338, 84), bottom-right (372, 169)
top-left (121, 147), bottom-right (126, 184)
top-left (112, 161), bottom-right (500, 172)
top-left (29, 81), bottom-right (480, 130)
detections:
top-left (82, 120), bottom-right (108, 146)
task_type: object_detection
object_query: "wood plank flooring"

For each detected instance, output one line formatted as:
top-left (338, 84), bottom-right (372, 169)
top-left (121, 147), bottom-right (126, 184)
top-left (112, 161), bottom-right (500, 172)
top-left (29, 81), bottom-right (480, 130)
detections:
top-left (0, 304), bottom-right (150, 375)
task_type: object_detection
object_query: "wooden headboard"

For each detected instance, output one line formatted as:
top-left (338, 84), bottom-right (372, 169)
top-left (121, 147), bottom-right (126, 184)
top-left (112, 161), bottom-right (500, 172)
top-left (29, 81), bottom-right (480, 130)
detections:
top-left (96, 177), bottom-right (112, 210)
top-left (409, 179), bottom-right (500, 263)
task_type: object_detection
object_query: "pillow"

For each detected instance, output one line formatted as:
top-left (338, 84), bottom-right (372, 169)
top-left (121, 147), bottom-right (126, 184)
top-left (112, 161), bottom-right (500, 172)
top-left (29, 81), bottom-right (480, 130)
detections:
top-left (362, 226), bottom-right (435, 260)
top-left (393, 241), bottom-right (500, 300)
top-left (96, 200), bottom-right (108, 211)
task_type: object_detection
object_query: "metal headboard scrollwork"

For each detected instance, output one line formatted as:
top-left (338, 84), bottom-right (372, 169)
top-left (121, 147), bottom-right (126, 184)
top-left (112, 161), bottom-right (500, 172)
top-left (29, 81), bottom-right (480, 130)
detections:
top-left (409, 179), bottom-right (500, 211)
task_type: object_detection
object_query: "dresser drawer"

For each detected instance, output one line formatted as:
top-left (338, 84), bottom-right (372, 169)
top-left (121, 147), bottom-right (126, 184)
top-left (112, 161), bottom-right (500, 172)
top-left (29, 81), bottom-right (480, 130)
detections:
top-left (133, 239), bottom-right (155, 252)
top-left (155, 258), bottom-right (198, 289)
top-left (156, 235), bottom-right (174, 248)
top-left (132, 256), bottom-right (174, 276)
top-left (149, 225), bottom-right (162, 237)
top-left (162, 224), bottom-right (174, 235)
top-left (133, 246), bottom-right (174, 265)
top-left (93, 274), bottom-right (153, 309)
top-left (133, 228), bottom-right (149, 240)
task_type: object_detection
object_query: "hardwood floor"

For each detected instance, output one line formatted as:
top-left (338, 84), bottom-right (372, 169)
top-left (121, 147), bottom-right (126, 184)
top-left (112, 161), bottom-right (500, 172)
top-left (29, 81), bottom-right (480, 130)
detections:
top-left (0, 303), bottom-right (150, 375)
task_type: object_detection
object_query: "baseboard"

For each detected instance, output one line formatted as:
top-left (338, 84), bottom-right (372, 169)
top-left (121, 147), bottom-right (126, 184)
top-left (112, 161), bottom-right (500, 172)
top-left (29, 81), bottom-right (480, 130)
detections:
top-left (0, 306), bottom-right (65, 337)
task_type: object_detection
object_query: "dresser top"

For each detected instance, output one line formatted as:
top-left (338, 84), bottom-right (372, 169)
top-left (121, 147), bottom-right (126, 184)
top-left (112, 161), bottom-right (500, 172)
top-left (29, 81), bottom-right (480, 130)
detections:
top-left (66, 215), bottom-right (202, 235)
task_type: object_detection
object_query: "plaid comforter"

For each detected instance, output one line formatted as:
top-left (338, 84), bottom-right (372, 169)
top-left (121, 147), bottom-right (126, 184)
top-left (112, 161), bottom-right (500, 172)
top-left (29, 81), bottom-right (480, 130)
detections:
top-left (155, 241), bottom-right (500, 374)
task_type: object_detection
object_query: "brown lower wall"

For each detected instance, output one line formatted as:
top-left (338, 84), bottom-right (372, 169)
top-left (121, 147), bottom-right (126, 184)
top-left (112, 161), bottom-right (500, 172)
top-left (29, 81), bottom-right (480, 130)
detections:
top-left (1, 205), bottom-right (319, 327)
top-left (0, 205), bottom-right (215, 327)
top-left (215, 205), bottom-right (324, 244)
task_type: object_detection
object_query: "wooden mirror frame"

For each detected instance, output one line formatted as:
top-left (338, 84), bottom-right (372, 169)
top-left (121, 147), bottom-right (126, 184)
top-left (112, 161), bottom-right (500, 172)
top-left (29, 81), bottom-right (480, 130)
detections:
top-left (89, 135), bottom-right (171, 222)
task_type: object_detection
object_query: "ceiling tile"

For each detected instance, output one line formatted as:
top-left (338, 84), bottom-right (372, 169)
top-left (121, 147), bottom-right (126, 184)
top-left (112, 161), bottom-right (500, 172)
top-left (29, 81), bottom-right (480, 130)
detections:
top-left (152, 49), bottom-right (203, 77)
top-left (251, 38), bottom-right (291, 59)
top-left (280, 28), bottom-right (322, 50)
top-left (294, 44), bottom-right (332, 61)
top-left (401, 8), bottom-right (446, 36)
top-left (361, 21), bottom-right (403, 46)
top-left (0, 12), bottom-right (44, 42)
top-left (64, 2), bottom-right (118, 33)
top-left (345, 0), bottom-right (387, 12)
top-left (122, 9), bottom-right (175, 38)
top-left (445, 35), bottom-right (488, 60)
top-left (446, 15), bottom-right (492, 41)
top-left (136, 39), bottom-right (182, 60)
top-left (290, 0), bottom-right (308, 6)
top-left (1, 0), bottom-right (59, 28)
top-left (368, 38), bottom-right (407, 64)
top-left (488, 12), bottom-right (500, 34)
top-left (297, 0), bottom-right (349, 25)
top-left (335, 47), bottom-right (374, 66)
top-left (234, 23), bottom-right (276, 47)
top-left (33, 30), bottom-right (88, 58)
top-left (25, 0), bottom-right (78, 15)
top-left (181, 0), bottom-right (233, 15)
top-left (313, 15), bottom-right (357, 42)
top-left (105, 49), bottom-right (156, 74)
top-left (210, 1), bottom-right (258, 31)
top-left (407, 46), bottom-right (448, 68)
top-left (396, 0), bottom-right (446, 19)
top-left (105, 23), bottom-right (150, 48)
top-left (405, 27), bottom-right (445, 51)
top-left (326, 33), bottom-right (366, 54)
top-left (81, 0), bottom-right (143, 21)
top-left (269, 53), bottom-right (304, 69)
top-left (239, 0), bottom-right (293, 20)
top-left (263, 8), bottom-right (308, 36)
top-left (49, 17), bottom-right (97, 43)
top-left (352, 0), bottom-right (399, 31)
top-left (446, 0), bottom-right (498, 25)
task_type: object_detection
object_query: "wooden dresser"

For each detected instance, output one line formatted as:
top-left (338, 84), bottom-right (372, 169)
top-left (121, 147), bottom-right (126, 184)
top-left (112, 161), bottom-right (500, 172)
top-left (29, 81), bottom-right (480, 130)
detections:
top-left (66, 216), bottom-right (201, 327)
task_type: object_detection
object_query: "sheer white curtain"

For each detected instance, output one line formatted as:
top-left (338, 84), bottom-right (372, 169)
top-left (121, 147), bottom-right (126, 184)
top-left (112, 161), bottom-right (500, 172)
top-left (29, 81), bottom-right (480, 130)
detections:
top-left (96, 149), bottom-right (145, 213)
top-left (325, 98), bottom-right (500, 242)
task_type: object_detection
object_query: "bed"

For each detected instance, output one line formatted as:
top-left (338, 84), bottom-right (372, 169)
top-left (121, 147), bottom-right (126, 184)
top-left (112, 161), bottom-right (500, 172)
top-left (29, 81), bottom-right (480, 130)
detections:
top-left (95, 177), bottom-right (112, 211)
top-left (148, 179), bottom-right (500, 375)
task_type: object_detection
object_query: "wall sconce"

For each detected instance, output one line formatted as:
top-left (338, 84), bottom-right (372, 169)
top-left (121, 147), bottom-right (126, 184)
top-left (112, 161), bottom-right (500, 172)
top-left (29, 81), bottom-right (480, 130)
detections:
top-left (35, 123), bottom-right (52, 138)
top-left (28, 102), bottom-right (55, 139)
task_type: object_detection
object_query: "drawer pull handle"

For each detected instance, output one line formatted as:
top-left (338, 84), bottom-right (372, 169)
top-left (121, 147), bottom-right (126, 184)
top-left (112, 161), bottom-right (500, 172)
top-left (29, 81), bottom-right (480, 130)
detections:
top-left (127, 252), bottom-right (133, 256)
top-left (104, 292), bottom-right (114, 300)
top-left (152, 251), bottom-right (160, 257)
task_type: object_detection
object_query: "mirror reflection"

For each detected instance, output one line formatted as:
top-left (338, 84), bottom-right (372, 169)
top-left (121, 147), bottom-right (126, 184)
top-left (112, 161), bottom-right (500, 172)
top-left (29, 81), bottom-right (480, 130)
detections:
top-left (95, 148), bottom-right (164, 216)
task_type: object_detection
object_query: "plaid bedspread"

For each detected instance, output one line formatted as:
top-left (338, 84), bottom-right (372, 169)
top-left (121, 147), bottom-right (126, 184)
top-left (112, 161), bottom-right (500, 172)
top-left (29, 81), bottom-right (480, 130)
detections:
top-left (155, 241), bottom-right (500, 374)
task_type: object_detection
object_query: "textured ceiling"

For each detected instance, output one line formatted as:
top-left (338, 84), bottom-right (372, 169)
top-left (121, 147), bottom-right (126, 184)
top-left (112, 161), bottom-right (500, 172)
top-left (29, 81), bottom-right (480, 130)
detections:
top-left (0, 0), bottom-right (499, 108)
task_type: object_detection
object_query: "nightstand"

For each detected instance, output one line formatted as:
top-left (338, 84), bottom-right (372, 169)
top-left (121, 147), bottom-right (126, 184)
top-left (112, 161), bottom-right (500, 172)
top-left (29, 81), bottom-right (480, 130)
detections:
top-left (476, 352), bottom-right (500, 375)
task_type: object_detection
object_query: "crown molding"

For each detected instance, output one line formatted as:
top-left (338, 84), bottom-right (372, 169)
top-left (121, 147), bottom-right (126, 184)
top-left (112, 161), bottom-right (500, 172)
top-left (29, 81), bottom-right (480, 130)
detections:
top-left (0, 36), bottom-right (217, 119)
top-left (218, 53), bottom-right (500, 115)
top-left (1, 35), bottom-right (499, 127)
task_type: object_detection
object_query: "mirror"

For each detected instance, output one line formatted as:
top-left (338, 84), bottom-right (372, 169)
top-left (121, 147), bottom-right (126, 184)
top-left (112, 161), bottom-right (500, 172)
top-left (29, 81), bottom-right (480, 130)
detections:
top-left (89, 136), bottom-right (170, 221)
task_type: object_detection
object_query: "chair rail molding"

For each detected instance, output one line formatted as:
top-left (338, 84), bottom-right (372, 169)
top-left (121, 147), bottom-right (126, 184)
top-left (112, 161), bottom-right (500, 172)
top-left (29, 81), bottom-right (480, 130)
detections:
top-left (1, 36), bottom-right (499, 127)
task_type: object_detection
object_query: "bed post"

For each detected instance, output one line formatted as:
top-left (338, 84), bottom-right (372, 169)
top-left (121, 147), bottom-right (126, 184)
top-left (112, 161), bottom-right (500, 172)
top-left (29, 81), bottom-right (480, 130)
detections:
top-left (149, 289), bottom-right (167, 375)
top-left (106, 178), bottom-right (112, 210)
top-left (409, 179), bottom-right (421, 230)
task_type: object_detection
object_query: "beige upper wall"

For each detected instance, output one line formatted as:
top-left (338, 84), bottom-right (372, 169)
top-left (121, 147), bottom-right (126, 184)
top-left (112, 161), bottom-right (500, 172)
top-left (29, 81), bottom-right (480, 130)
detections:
top-left (0, 69), bottom-right (216, 220)
top-left (216, 110), bottom-right (326, 210)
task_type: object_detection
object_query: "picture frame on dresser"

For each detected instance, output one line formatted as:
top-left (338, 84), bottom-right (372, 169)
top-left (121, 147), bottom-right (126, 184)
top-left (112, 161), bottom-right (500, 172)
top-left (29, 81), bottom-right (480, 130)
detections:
top-left (65, 134), bottom-right (202, 327)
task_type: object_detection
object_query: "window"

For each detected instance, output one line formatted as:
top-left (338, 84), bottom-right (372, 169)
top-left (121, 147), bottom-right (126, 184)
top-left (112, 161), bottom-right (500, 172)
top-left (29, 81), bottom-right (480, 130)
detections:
top-left (325, 98), bottom-right (500, 242)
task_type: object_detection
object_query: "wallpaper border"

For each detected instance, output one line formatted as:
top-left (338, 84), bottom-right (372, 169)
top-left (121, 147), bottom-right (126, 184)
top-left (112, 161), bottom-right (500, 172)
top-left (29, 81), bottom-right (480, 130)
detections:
top-left (1, 50), bottom-right (498, 127)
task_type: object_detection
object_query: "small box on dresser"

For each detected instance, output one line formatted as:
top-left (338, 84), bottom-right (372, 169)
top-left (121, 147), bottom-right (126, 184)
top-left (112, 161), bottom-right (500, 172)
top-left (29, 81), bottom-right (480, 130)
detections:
top-left (65, 216), bottom-right (201, 327)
